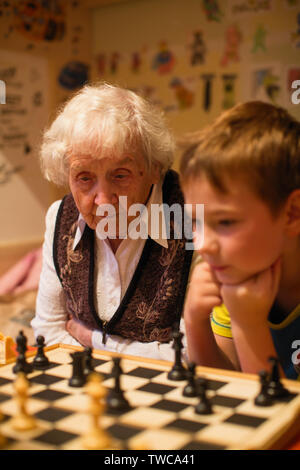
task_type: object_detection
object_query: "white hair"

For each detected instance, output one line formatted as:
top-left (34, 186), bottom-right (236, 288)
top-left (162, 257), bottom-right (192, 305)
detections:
top-left (40, 82), bottom-right (175, 186)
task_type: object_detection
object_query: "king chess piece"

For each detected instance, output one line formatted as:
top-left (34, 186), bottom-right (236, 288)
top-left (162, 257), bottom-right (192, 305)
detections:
top-left (13, 331), bottom-right (33, 375)
top-left (106, 357), bottom-right (131, 412)
top-left (167, 329), bottom-right (186, 381)
top-left (266, 357), bottom-right (290, 400)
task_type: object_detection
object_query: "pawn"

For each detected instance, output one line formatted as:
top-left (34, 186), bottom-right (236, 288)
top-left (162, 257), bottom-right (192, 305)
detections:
top-left (195, 378), bottom-right (213, 415)
top-left (106, 357), bottom-right (131, 412)
top-left (254, 370), bottom-right (273, 407)
top-left (183, 362), bottom-right (197, 397)
top-left (32, 336), bottom-right (50, 370)
top-left (10, 372), bottom-right (37, 431)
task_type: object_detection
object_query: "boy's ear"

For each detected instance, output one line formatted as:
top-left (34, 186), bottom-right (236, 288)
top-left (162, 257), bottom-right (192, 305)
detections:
top-left (284, 189), bottom-right (300, 236)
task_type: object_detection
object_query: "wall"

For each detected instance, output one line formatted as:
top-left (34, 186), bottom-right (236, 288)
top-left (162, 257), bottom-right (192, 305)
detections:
top-left (0, 0), bottom-right (93, 274)
top-left (91, 0), bottom-right (300, 169)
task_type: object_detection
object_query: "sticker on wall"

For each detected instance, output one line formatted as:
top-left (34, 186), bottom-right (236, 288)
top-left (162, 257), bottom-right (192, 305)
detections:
top-left (251, 66), bottom-right (281, 103)
top-left (13, 0), bottom-right (66, 42)
top-left (169, 77), bottom-right (196, 110)
top-left (188, 31), bottom-right (207, 66)
top-left (227, 0), bottom-right (272, 16)
top-left (201, 0), bottom-right (223, 22)
top-left (291, 12), bottom-right (300, 48)
top-left (58, 61), bottom-right (89, 90)
top-left (201, 74), bottom-right (215, 111)
top-left (222, 74), bottom-right (237, 109)
top-left (252, 25), bottom-right (267, 53)
top-left (152, 41), bottom-right (176, 75)
top-left (220, 25), bottom-right (242, 66)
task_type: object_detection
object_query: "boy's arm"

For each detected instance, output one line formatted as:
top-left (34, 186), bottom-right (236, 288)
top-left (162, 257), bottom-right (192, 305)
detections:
top-left (221, 258), bottom-right (283, 375)
top-left (184, 262), bottom-right (240, 370)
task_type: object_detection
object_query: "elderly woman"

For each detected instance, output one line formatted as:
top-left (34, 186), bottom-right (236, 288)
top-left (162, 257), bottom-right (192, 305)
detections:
top-left (31, 83), bottom-right (193, 360)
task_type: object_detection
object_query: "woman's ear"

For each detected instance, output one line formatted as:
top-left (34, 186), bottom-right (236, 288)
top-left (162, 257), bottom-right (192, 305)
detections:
top-left (284, 189), bottom-right (300, 236)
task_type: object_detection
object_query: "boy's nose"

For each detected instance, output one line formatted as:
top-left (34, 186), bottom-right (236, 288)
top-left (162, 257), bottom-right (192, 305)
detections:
top-left (197, 227), bottom-right (219, 255)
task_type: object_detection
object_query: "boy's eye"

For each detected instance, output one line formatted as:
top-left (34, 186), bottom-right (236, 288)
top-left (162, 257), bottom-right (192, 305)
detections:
top-left (218, 219), bottom-right (236, 226)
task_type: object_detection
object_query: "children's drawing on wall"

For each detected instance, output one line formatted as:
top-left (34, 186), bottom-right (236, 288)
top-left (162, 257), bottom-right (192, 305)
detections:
top-left (251, 66), bottom-right (281, 104)
top-left (188, 31), bottom-right (207, 66)
top-left (228, 0), bottom-right (272, 15)
top-left (291, 12), bottom-right (300, 47)
top-left (252, 25), bottom-right (267, 53)
top-left (58, 61), bottom-right (89, 90)
top-left (201, 74), bottom-right (215, 111)
top-left (13, 0), bottom-right (66, 42)
top-left (222, 74), bottom-right (237, 109)
top-left (152, 41), bottom-right (176, 75)
top-left (131, 52), bottom-right (142, 73)
top-left (220, 25), bottom-right (242, 66)
top-left (201, 0), bottom-right (223, 22)
top-left (169, 77), bottom-right (196, 111)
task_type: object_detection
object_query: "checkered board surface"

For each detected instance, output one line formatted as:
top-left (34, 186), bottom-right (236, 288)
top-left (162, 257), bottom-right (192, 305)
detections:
top-left (0, 344), bottom-right (300, 450)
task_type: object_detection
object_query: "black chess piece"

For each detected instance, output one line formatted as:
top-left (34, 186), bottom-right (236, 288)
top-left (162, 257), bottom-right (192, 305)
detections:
top-left (267, 357), bottom-right (290, 400)
top-left (195, 378), bottom-right (213, 415)
top-left (32, 336), bottom-right (50, 370)
top-left (167, 330), bottom-right (187, 381)
top-left (68, 351), bottom-right (87, 387)
top-left (13, 330), bottom-right (33, 375)
top-left (106, 357), bottom-right (131, 412)
top-left (254, 370), bottom-right (273, 407)
top-left (183, 362), bottom-right (197, 397)
top-left (83, 347), bottom-right (94, 376)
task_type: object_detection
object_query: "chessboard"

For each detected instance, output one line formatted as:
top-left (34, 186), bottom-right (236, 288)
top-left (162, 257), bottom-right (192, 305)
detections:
top-left (0, 343), bottom-right (300, 451)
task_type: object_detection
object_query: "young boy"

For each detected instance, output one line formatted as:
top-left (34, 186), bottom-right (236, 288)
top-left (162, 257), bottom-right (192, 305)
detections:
top-left (180, 101), bottom-right (300, 380)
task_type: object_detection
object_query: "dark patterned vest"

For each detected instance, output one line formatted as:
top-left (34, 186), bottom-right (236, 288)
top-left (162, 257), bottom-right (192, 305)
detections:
top-left (53, 170), bottom-right (193, 343)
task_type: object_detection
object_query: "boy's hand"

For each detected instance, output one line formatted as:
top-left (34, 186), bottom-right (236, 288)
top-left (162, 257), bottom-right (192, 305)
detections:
top-left (185, 261), bottom-right (222, 322)
top-left (220, 258), bottom-right (281, 327)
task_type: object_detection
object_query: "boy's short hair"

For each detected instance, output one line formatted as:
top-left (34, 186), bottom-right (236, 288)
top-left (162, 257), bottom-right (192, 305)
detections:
top-left (180, 101), bottom-right (300, 214)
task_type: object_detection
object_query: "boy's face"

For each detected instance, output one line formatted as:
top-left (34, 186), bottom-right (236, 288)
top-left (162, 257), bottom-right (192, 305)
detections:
top-left (185, 174), bottom-right (287, 285)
